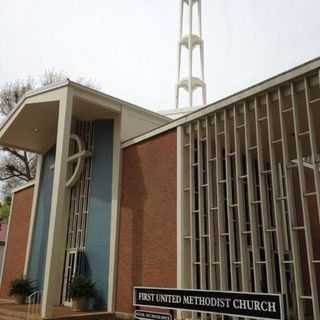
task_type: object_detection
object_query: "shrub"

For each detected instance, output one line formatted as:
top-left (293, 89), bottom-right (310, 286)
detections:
top-left (70, 275), bottom-right (95, 299)
top-left (9, 277), bottom-right (34, 297)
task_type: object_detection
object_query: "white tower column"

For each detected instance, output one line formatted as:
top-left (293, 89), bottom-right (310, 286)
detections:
top-left (41, 87), bottom-right (73, 318)
top-left (176, 0), bottom-right (207, 109)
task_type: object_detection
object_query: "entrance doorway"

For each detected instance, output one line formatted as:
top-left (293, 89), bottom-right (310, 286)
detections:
top-left (60, 121), bottom-right (94, 306)
top-left (61, 249), bottom-right (86, 306)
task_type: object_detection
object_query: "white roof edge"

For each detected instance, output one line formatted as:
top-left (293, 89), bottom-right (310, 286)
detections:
top-left (121, 56), bottom-right (320, 148)
top-left (161, 106), bottom-right (202, 115)
top-left (12, 181), bottom-right (35, 194)
top-left (0, 79), bottom-right (170, 136)
top-left (0, 80), bottom-right (70, 135)
top-left (68, 81), bottom-right (170, 122)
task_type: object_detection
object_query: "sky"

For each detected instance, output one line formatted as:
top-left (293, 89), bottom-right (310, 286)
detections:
top-left (1, 0), bottom-right (320, 112)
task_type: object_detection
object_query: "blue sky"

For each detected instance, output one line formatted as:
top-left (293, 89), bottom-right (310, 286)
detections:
top-left (1, 0), bottom-right (320, 112)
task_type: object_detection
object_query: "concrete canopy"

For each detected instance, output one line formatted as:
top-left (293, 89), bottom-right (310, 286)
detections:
top-left (0, 80), bottom-right (169, 154)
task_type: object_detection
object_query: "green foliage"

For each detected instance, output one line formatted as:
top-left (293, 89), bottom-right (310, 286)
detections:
top-left (9, 277), bottom-right (34, 296)
top-left (0, 199), bottom-right (10, 222)
top-left (70, 275), bottom-right (96, 299)
top-left (4, 196), bottom-right (11, 205)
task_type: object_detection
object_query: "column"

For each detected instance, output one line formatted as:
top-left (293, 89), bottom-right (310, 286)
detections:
top-left (41, 87), bottom-right (73, 318)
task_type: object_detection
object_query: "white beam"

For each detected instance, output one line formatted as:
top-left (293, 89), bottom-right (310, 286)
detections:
top-left (41, 87), bottom-right (73, 318)
top-left (24, 156), bottom-right (43, 275)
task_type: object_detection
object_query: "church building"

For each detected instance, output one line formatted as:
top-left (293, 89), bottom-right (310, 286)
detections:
top-left (0, 57), bottom-right (320, 320)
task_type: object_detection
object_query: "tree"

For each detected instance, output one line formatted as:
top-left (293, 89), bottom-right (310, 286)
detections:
top-left (0, 78), bottom-right (40, 197)
top-left (0, 79), bottom-right (34, 117)
top-left (0, 70), bottom-right (98, 197)
top-left (0, 196), bottom-right (11, 222)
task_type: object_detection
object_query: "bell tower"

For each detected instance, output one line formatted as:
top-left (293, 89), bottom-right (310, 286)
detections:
top-left (176, 0), bottom-right (207, 109)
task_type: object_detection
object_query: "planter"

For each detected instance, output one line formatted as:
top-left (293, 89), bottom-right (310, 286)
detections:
top-left (9, 277), bottom-right (34, 304)
top-left (13, 294), bottom-right (26, 304)
top-left (72, 296), bottom-right (89, 312)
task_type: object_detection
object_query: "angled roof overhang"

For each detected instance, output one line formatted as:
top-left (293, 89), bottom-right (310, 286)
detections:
top-left (0, 80), bottom-right (128, 154)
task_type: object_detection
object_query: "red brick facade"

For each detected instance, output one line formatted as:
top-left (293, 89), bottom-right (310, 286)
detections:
top-left (115, 130), bottom-right (177, 313)
top-left (0, 185), bottom-right (34, 298)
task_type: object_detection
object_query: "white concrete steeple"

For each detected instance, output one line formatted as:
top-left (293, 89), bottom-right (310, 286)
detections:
top-left (176, 0), bottom-right (207, 109)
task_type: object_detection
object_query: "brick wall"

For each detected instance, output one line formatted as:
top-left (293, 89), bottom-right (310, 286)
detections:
top-left (0, 185), bottom-right (34, 298)
top-left (115, 130), bottom-right (177, 313)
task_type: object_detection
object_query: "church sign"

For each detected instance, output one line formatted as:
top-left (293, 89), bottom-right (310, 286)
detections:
top-left (133, 287), bottom-right (284, 320)
top-left (134, 310), bottom-right (172, 320)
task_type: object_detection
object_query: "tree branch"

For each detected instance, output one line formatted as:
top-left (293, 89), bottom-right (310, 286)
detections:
top-left (0, 174), bottom-right (29, 182)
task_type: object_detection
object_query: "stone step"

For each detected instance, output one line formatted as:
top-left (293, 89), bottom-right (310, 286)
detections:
top-left (0, 305), bottom-right (113, 320)
top-left (0, 314), bottom-right (40, 320)
top-left (48, 313), bottom-right (114, 320)
top-left (0, 309), bottom-right (27, 319)
top-left (0, 308), bottom-right (40, 320)
top-left (0, 315), bottom-right (23, 320)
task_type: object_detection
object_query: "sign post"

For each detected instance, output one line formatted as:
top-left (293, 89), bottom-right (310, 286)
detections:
top-left (133, 287), bottom-right (284, 320)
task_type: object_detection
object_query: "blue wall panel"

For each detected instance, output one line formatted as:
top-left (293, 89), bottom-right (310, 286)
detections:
top-left (86, 120), bottom-right (113, 308)
top-left (27, 148), bottom-right (55, 289)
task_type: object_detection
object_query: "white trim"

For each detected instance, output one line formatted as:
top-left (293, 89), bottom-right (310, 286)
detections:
top-left (176, 127), bottom-right (184, 320)
top-left (69, 81), bottom-right (170, 122)
top-left (122, 57), bottom-right (320, 148)
top-left (0, 194), bottom-right (15, 286)
top-left (0, 87), bottom-right (67, 142)
top-left (277, 89), bottom-right (304, 318)
top-left (41, 87), bottom-right (74, 318)
top-left (108, 115), bottom-right (122, 311)
top-left (0, 79), bottom-right (169, 142)
top-left (65, 134), bottom-right (89, 188)
top-left (11, 181), bottom-right (35, 194)
top-left (291, 159), bottom-right (320, 171)
top-left (0, 80), bottom-right (69, 135)
top-left (161, 106), bottom-right (202, 116)
top-left (290, 81), bottom-right (320, 318)
top-left (178, 80), bottom-right (320, 318)
top-left (177, 126), bottom-right (184, 289)
top-left (23, 156), bottom-right (43, 276)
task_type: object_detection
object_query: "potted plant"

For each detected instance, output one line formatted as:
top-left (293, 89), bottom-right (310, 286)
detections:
top-left (9, 277), bottom-right (34, 304)
top-left (70, 275), bottom-right (95, 311)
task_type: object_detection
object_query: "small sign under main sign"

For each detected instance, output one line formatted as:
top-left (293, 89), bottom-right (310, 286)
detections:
top-left (134, 310), bottom-right (172, 320)
top-left (133, 287), bottom-right (284, 320)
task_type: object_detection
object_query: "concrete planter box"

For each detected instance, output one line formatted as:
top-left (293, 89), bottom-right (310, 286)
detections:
top-left (13, 294), bottom-right (26, 304)
top-left (72, 297), bottom-right (89, 312)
